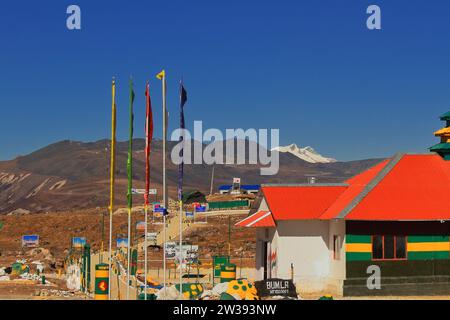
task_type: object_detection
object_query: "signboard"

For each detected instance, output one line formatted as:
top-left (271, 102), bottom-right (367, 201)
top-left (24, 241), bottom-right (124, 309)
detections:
top-left (165, 242), bottom-right (177, 259)
top-left (116, 238), bottom-right (128, 248)
top-left (254, 279), bottom-right (297, 298)
top-left (22, 235), bottom-right (39, 248)
top-left (146, 232), bottom-right (157, 241)
top-left (164, 242), bottom-right (199, 263)
top-left (185, 211), bottom-right (194, 219)
top-left (132, 188), bottom-right (157, 195)
top-left (72, 237), bottom-right (87, 249)
top-left (175, 245), bottom-right (199, 264)
top-left (136, 221), bottom-right (146, 232)
top-left (154, 206), bottom-right (168, 217)
top-left (233, 177), bottom-right (241, 184)
top-left (195, 205), bottom-right (206, 213)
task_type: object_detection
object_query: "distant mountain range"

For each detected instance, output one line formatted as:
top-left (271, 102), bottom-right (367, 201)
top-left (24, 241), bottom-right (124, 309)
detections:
top-left (0, 139), bottom-right (384, 214)
top-left (272, 144), bottom-right (337, 163)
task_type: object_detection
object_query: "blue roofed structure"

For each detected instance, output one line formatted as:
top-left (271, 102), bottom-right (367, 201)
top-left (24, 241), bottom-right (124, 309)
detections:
top-left (218, 184), bottom-right (260, 194)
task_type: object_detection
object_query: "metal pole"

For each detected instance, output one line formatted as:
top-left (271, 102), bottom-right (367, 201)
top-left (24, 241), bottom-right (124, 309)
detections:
top-left (179, 200), bottom-right (183, 298)
top-left (228, 215), bottom-right (231, 257)
top-left (162, 72), bottom-right (167, 298)
top-left (162, 73), bottom-right (168, 210)
top-left (144, 205), bottom-right (148, 300)
top-left (163, 213), bottom-right (167, 297)
top-left (108, 77), bottom-right (116, 300)
top-left (100, 211), bottom-right (104, 263)
top-left (126, 208), bottom-right (131, 300)
top-left (126, 77), bottom-right (134, 300)
top-left (108, 213), bottom-right (113, 299)
top-left (209, 165), bottom-right (215, 195)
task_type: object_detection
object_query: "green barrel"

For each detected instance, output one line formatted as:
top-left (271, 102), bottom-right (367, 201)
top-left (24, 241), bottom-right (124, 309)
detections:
top-left (220, 263), bottom-right (236, 283)
top-left (94, 263), bottom-right (109, 300)
top-left (213, 256), bottom-right (230, 277)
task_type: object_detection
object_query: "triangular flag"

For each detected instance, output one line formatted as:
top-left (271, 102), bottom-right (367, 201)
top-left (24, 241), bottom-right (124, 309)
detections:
top-left (156, 70), bottom-right (165, 80)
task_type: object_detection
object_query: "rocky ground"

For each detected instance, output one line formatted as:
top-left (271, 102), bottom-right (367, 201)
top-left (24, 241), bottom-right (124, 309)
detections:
top-left (0, 206), bottom-right (255, 299)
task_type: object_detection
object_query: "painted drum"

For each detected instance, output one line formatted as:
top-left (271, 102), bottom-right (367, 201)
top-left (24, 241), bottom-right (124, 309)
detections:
top-left (220, 263), bottom-right (236, 283)
top-left (94, 263), bottom-right (109, 300)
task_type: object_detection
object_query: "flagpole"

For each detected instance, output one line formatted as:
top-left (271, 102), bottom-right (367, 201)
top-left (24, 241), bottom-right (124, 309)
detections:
top-left (108, 78), bottom-right (116, 301)
top-left (178, 79), bottom-right (187, 299)
top-left (126, 77), bottom-right (134, 300)
top-left (143, 81), bottom-right (154, 301)
top-left (126, 208), bottom-right (131, 300)
top-left (144, 204), bottom-right (148, 300)
top-left (156, 70), bottom-right (168, 297)
top-left (179, 199), bottom-right (182, 298)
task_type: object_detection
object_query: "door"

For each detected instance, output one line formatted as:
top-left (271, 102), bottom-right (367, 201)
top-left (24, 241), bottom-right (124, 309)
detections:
top-left (263, 241), bottom-right (269, 280)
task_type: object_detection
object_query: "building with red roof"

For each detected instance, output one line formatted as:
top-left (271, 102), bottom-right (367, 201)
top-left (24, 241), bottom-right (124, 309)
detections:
top-left (237, 113), bottom-right (450, 296)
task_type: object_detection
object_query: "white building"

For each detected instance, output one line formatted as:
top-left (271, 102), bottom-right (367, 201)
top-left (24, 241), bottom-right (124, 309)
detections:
top-left (237, 184), bottom-right (346, 295)
top-left (236, 154), bottom-right (450, 297)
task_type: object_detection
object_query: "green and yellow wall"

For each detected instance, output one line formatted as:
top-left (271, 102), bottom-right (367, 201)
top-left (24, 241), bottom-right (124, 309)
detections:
top-left (346, 234), bottom-right (450, 261)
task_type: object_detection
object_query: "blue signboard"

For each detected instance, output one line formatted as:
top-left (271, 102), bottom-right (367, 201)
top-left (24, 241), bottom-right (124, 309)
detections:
top-left (22, 235), bottom-right (39, 248)
top-left (195, 205), bottom-right (206, 212)
top-left (116, 238), bottom-right (128, 248)
top-left (185, 211), bottom-right (194, 219)
top-left (72, 237), bottom-right (87, 248)
top-left (154, 207), bottom-right (168, 215)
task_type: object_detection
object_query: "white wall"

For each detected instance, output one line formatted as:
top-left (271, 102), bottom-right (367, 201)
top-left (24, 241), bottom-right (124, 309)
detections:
top-left (276, 220), bottom-right (330, 280)
top-left (255, 218), bottom-right (346, 295)
top-left (328, 219), bottom-right (346, 280)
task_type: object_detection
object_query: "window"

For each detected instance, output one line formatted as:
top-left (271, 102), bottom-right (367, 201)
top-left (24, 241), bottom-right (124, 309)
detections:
top-left (372, 235), bottom-right (407, 260)
top-left (333, 235), bottom-right (341, 260)
top-left (372, 235), bottom-right (383, 259)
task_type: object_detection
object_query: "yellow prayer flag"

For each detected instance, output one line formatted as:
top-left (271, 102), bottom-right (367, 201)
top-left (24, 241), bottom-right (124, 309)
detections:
top-left (156, 70), bottom-right (165, 80)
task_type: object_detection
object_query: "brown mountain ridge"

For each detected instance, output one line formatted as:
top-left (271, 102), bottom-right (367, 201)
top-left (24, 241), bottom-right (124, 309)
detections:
top-left (0, 139), bottom-right (384, 214)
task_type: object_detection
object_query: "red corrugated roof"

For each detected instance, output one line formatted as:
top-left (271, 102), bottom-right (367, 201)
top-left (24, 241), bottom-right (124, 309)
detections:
top-left (257, 154), bottom-right (450, 222)
top-left (261, 185), bottom-right (347, 220)
top-left (235, 210), bottom-right (275, 227)
top-left (345, 154), bottom-right (450, 220)
top-left (319, 160), bottom-right (389, 219)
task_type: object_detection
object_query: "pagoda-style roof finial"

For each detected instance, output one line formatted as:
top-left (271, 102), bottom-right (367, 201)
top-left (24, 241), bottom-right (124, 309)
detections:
top-left (430, 110), bottom-right (450, 160)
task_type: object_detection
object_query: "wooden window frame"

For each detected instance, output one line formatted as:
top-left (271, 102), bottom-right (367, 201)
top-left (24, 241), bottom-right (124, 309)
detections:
top-left (371, 235), bottom-right (408, 261)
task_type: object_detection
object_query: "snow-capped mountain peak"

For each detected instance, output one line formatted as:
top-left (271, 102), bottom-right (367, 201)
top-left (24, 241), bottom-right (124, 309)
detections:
top-left (272, 143), bottom-right (337, 163)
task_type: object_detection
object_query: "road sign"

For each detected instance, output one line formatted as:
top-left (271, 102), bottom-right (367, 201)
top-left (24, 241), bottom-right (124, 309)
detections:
top-left (195, 206), bottom-right (207, 212)
top-left (132, 188), bottom-right (157, 195)
top-left (146, 232), bottom-right (157, 241)
top-left (72, 237), bottom-right (86, 249)
top-left (185, 211), bottom-right (194, 219)
top-left (254, 278), bottom-right (297, 298)
top-left (116, 238), bottom-right (128, 248)
top-left (136, 221), bottom-right (146, 231)
top-left (154, 207), bottom-right (168, 215)
top-left (22, 235), bottom-right (39, 248)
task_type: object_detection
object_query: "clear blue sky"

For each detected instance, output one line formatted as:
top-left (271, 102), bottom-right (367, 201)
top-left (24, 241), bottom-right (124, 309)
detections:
top-left (1, 0), bottom-right (449, 161)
